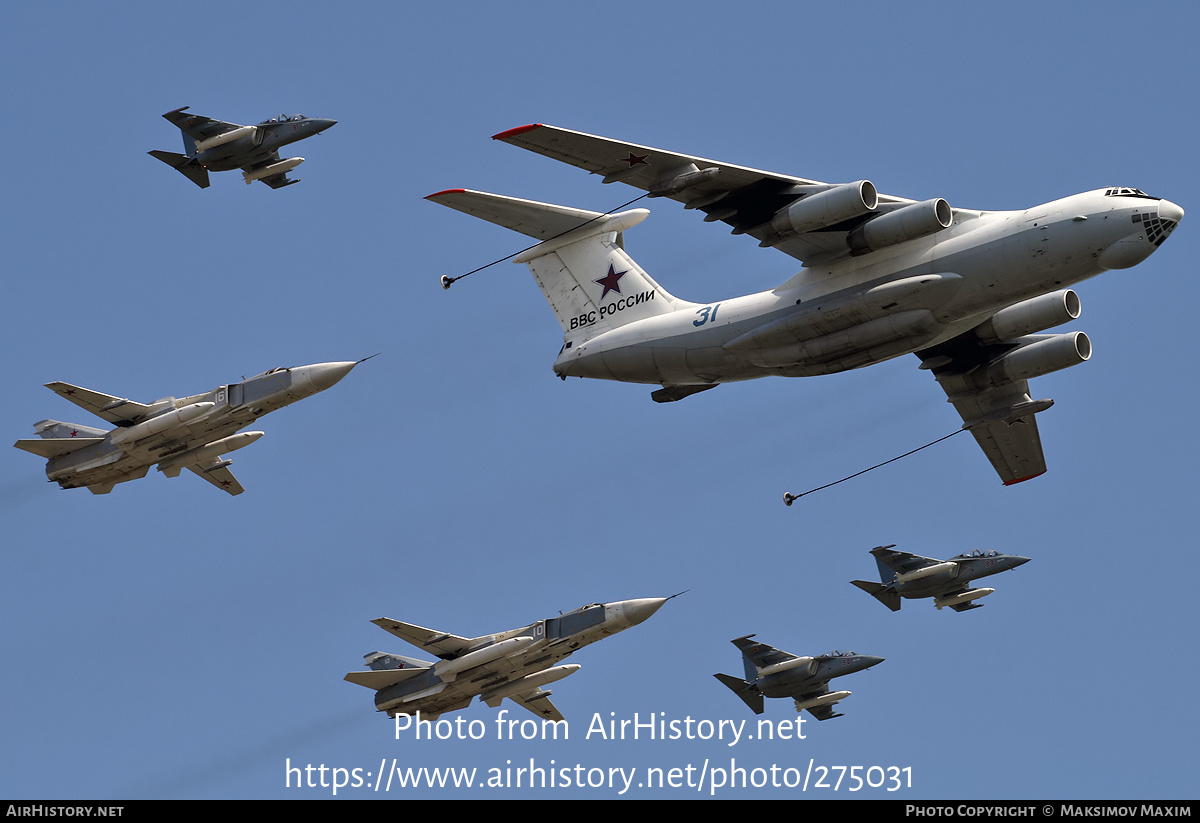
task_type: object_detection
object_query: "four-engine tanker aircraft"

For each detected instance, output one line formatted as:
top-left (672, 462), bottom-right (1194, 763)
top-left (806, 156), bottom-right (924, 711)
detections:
top-left (14, 360), bottom-right (366, 496)
top-left (852, 544), bottom-right (1030, 612)
top-left (429, 124), bottom-right (1184, 484)
top-left (345, 597), bottom-right (673, 721)
top-left (149, 107), bottom-right (337, 189)
top-left (715, 635), bottom-right (883, 720)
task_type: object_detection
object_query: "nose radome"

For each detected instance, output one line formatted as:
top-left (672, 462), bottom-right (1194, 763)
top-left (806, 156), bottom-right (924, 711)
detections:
top-left (304, 361), bottom-right (357, 392)
top-left (1159, 199), bottom-right (1184, 224)
top-left (618, 597), bottom-right (669, 626)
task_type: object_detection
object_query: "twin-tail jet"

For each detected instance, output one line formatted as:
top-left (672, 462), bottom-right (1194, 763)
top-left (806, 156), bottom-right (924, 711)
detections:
top-left (429, 124), bottom-right (1183, 484)
top-left (345, 597), bottom-right (672, 721)
top-left (14, 361), bottom-right (364, 495)
top-left (852, 544), bottom-right (1030, 612)
top-left (715, 635), bottom-right (883, 720)
top-left (149, 107), bottom-right (336, 189)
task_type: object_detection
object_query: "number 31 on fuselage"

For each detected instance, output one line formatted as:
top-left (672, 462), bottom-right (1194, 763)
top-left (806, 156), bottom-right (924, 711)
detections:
top-left (429, 124), bottom-right (1183, 485)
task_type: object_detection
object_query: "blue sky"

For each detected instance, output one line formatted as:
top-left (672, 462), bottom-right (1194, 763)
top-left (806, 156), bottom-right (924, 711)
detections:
top-left (2, 2), bottom-right (1196, 799)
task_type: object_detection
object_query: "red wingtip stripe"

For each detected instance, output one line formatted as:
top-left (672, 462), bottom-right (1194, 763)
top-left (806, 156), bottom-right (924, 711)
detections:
top-left (1003, 470), bottom-right (1047, 486)
top-left (425, 189), bottom-right (467, 200)
top-left (492, 123), bottom-right (543, 141)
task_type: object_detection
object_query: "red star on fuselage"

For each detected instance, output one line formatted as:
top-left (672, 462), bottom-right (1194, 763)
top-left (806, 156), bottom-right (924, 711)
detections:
top-left (594, 264), bottom-right (626, 299)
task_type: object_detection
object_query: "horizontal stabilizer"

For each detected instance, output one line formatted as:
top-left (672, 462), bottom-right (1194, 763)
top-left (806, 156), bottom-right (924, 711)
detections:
top-left (714, 673), bottom-right (764, 715)
top-left (427, 189), bottom-right (607, 241)
top-left (344, 667), bottom-right (428, 691)
top-left (148, 150), bottom-right (210, 189)
top-left (851, 580), bottom-right (902, 612)
top-left (14, 437), bottom-right (105, 458)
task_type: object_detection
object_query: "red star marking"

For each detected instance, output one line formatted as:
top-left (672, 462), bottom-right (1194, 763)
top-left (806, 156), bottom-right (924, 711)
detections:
top-left (220, 479), bottom-right (232, 487)
top-left (64, 389), bottom-right (75, 395)
top-left (69, 430), bottom-right (78, 437)
top-left (594, 264), bottom-right (626, 299)
top-left (622, 152), bottom-right (649, 167)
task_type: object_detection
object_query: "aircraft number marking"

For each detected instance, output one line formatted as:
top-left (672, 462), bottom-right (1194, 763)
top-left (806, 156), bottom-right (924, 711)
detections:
top-left (693, 303), bottom-right (721, 327)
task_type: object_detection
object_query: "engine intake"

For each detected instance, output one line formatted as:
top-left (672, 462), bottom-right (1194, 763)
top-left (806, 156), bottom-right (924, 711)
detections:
top-left (770, 181), bottom-right (878, 236)
top-left (977, 290), bottom-right (1081, 342)
top-left (848, 198), bottom-right (952, 253)
top-left (988, 332), bottom-right (1092, 384)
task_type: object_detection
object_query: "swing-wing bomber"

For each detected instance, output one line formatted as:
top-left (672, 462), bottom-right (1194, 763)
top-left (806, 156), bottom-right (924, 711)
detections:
top-left (431, 124), bottom-right (1184, 484)
top-left (14, 361), bottom-right (363, 495)
top-left (345, 597), bottom-right (672, 721)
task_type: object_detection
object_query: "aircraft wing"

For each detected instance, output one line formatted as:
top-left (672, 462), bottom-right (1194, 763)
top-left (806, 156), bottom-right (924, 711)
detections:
top-left (731, 635), bottom-right (799, 670)
top-left (185, 458), bottom-right (244, 496)
top-left (45, 382), bottom-right (152, 426)
top-left (508, 689), bottom-right (565, 723)
top-left (162, 107), bottom-right (245, 143)
top-left (916, 340), bottom-right (1051, 485)
top-left (869, 545), bottom-right (939, 575)
top-left (492, 123), bottom-right (933, 267)
top-left (372, 618), bottom-right (473, 659)
top-left (344, 667), bottom-right (428, 690)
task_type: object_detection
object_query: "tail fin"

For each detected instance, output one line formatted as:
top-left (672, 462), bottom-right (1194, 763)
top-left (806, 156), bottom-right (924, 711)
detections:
top-left (427, 189), bottom-right (692, 343)
top-left (851, 580), bottom-right (902, 611)
top-left (149, 150), bottom-right (210, 189)
top-left (714, 673), bottom-right (764, 715)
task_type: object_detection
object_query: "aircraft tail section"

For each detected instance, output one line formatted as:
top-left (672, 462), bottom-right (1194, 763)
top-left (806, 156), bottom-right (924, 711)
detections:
top-left (714, 673), bottom-right (764, 715)
top-left (13, 419), bottom-right (107, 458)
top-left (851, 580), bottom-right (902, 611)
top-left (426, 189), bottom-right (690, 342)
top-left (148, 150), bottom-right (210, 189)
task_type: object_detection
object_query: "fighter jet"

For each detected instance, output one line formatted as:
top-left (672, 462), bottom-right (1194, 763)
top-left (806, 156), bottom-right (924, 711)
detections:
top-left (429, 124), bottom-right (1184, 484)
top-left (852, 544), bottom-right (1030, 612)
top-left (715, 635), bottom-right (883, 720)
top-left (345, 597), bottom-right (673, 721)
top-left (14, 360), bottom-right (364, 495)
top-left (149, 107), bottom-right (336, 189)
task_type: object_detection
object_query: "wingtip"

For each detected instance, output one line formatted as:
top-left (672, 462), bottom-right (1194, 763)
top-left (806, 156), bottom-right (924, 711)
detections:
top-left (492, 123), bottom-right (543, 141)
top-left (1003, 470), bottom-right (1047, 486)
top-left (425, 188), bottom-right (467, 200)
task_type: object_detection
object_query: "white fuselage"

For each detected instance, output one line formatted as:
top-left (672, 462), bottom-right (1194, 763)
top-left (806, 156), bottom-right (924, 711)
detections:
top-left (553, 190), bottom-right (1179, 384)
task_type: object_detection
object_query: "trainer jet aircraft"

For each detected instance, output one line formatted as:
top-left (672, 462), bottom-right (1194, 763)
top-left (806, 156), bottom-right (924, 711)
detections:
top-left (345, 597), bottom-right (672, 721)
top-left (852, 544), bottom-right (1030, 612)
top-left (14, 360), bottom-right (364, 495)
top-left (429, 124), bottom-right (1183, 484)
top-left (715, 636), bottom-right (883, 720)
top-left (149, 107), bottom-right (336, 189)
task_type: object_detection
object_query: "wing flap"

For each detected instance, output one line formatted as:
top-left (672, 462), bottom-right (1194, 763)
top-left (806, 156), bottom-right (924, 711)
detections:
top-left (45, 382), bottom-right (153, 426)
top-left (371, 618), bottom-right (472, 658)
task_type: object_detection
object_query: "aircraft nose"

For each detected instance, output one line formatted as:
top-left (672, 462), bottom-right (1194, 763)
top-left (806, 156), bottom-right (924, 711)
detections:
top-left (1011, 555), bottom-right (1032, 568)
top-left (617, 597), bottom-right (669, 626)
top-left (861, 655), bottom-right (885, 669)
top-left (1159, 199), bottom-right (1184, 224)
top-left (315, 118), bottom-right (338, 132)
top-left (302, 361), bottom-right (357, 392)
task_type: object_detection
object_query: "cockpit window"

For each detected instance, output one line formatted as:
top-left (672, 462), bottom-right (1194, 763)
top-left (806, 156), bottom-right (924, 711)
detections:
top-left (259, 114), bottom-right (308, 125)
top-left (821, 650), bottom-right (856, 658)
top-left (1104, 187), bottom-right (1158, 200)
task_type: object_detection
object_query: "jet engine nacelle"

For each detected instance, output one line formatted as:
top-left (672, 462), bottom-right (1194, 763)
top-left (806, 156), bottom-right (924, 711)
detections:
top-left (987, 332), bottom-right (1091, 384)
top-left (770, 181), bottom-right (878, 236)
top-left (847, 198), bottom-right (952, 253)
top-left (977, 290), bottom-right (1081, 342)
top-left (431, 636), bottom-right (537, 683)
